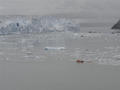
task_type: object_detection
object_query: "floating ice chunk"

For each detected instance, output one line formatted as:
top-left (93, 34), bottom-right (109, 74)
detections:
top-left (44, 47), bottom-right (65, 50)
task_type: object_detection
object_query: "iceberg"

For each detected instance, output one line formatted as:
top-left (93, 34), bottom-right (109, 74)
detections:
top-left (44, 47), bottom-right (65, 50)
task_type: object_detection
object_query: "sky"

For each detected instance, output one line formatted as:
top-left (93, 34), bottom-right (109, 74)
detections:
top-left (0, 0), bottom-right (120, 19)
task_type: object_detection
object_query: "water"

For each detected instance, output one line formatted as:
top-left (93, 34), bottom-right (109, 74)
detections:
top-left (0, 29), bottom-right (120, 65)
top-left (0, 15), bottom-right (120, 65)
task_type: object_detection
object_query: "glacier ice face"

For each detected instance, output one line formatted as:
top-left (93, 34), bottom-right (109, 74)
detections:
top-left (0, 16), bottom-right (80, 35)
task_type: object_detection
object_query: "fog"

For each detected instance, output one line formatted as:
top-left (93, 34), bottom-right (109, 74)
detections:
top-left (0, 0), bottom-right (120, 19)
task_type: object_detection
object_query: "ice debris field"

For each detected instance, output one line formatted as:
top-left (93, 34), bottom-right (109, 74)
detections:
top-left (0, 16), bottom-right (120, 65)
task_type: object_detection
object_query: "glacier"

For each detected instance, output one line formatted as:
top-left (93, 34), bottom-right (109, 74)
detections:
top-left (0, 16), bottom-right (80, 35)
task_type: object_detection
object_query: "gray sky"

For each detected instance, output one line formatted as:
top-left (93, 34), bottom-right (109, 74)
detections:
top-left (0, 0), bottom-right (120, 19)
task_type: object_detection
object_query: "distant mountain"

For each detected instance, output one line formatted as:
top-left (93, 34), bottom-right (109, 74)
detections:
top-left (112, 20), bottom-right (120, 30)
top-left (0, 16), bottom-right (80, 35)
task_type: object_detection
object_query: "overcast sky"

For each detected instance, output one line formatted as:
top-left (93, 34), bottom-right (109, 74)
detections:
top-left (0, 0), bottom-right (120, 19)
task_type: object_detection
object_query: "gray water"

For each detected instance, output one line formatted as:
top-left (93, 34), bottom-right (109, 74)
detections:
top-left (1, 62), bottom-right (120, 90)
